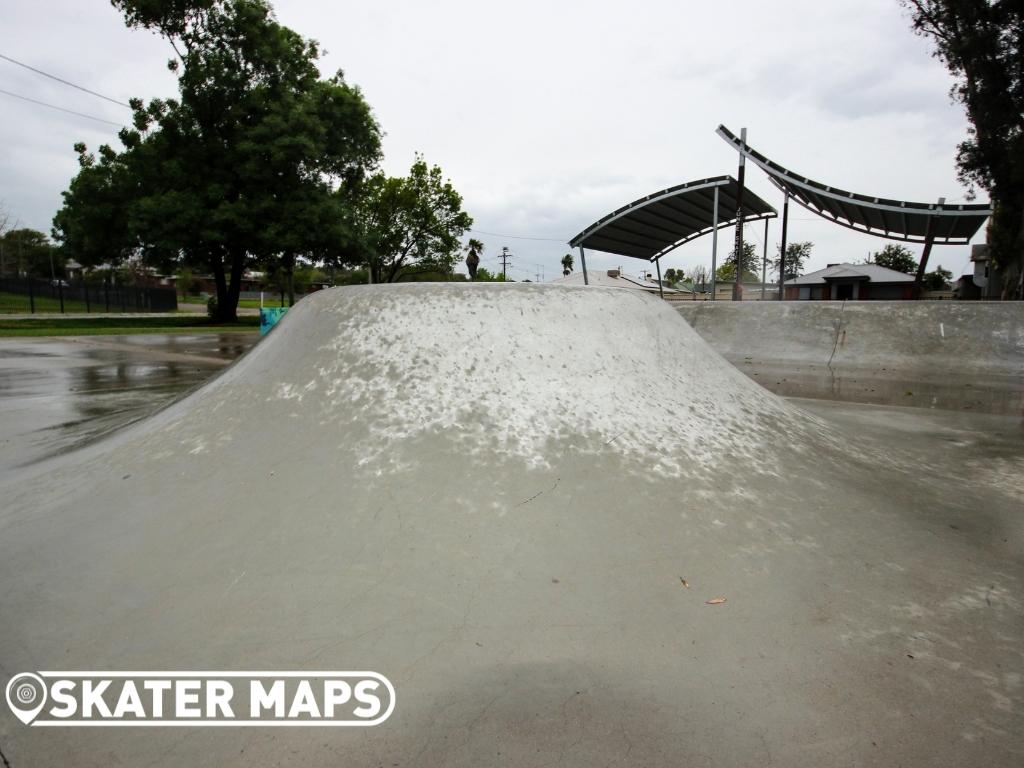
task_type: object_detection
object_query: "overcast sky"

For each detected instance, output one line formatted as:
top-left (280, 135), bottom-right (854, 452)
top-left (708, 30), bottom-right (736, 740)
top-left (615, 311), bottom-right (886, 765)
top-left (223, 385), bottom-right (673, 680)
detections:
top-left (0, 0), bottom-right (982, 282)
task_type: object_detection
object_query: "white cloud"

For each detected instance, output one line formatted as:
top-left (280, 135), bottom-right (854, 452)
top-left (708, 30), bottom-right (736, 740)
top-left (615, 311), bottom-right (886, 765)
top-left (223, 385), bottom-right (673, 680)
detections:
top-left (0, 0), bottom-right (980, 282)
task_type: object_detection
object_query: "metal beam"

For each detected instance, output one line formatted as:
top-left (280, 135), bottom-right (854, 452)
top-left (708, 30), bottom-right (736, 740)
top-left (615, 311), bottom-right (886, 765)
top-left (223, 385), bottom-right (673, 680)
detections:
top-left (655, 257), bottom-right (664, 299)
top-left (761, 217), bottom-right (769, 300)
top-left (579, 245), bottom-right (589, 286)
top-left (710, 186), bottom-right (720, 301)
top-left (733, 127), bottom-right (747, 302)
top-left (778, 192), bottom-right (789, 301)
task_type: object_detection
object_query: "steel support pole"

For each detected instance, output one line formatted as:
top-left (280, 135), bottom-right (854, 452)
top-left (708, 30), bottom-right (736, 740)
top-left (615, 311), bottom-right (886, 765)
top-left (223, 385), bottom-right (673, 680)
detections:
top-left (761, 217), bottom-right (769, 300)
top-left (710, 186), bottom-right (720, 301)
top-left (733, 127), bottom-right (747, 302)
top-left (913, 197), bottom-right (944, 299)
top-left (579, 246), bottom-right (589, 285)
top-left (777, 192), bottom-right (789, 301)
top-left (655, 257), bottom-right (664, 299)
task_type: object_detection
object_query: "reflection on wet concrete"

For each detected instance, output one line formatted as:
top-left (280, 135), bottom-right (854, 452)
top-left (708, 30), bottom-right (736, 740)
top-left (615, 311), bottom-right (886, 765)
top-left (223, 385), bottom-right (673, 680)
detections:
top-left (742, 362), bottom-right (1024, 415)
top-left (0, 333), bottom-right (259, 473)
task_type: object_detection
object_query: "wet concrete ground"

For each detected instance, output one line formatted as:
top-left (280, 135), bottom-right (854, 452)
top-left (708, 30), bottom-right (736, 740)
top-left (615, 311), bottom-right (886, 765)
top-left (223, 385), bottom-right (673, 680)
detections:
top-left (2, 287), bottom-right (1020, 767)
top-left (0, 333), bottom-right (259, 474)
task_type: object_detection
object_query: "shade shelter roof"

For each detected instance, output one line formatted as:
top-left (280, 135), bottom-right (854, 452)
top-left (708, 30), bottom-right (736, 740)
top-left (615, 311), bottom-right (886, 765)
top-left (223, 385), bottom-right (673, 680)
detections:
top-left (568, 176), bottom-right (776, 261)
top-left (716, 125), bottom-right (992, 245)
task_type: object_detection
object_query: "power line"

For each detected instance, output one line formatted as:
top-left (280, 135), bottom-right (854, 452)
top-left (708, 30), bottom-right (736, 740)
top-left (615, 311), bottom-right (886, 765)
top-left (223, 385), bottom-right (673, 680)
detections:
top-left (0, 53), bottom-right (131, 108)
top-left (0, 88), bottom-right (124, 127)
top-left (470, 228), bottom-right (566, 242)
top-left (480, 253), bottom-right (547, 271)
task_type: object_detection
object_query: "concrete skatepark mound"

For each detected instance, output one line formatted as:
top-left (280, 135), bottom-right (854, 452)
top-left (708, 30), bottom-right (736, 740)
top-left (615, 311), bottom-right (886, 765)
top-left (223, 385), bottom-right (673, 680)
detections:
top-left (0, 284), bottom-right (1021, 766)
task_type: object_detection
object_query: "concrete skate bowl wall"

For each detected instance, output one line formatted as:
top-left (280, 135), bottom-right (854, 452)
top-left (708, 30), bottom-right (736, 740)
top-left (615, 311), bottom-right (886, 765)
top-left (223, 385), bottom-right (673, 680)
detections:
top-left (1, 285), bottom-right (1022, 767)
top-left (676, 301), bottom-right (1024, 415)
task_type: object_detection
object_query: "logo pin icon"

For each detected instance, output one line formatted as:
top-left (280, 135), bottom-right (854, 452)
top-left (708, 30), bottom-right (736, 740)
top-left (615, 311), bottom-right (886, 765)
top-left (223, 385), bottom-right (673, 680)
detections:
top-left (6, 673), bottom-right (47, 725)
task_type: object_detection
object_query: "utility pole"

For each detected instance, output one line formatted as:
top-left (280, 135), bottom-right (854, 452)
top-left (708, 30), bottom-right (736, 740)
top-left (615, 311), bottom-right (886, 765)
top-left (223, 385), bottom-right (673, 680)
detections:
top-left (498, 247), bottom-right (512, 280)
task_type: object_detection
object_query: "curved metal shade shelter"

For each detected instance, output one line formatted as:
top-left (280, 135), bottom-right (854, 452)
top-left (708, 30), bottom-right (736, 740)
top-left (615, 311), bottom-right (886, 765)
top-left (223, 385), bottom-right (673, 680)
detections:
top-left (716, 125), bottom-right (992, 244)
top-left (569, 176), bottom-right (776, 261)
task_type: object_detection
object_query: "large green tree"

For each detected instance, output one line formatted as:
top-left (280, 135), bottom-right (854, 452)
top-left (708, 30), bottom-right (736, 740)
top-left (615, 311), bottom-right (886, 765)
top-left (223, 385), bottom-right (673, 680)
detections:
top-left (870, 243), bottom-right (918, 274)
top-left (715, 262), bottom-right (758, 283)
top-left (1, 228), bottom-right (59, 279)
top-left (922, 265), bottom-right (954, 291)
top-left (355, 157), bottom-right (473, 283)
top-left (663, 267), bottom-right (685, 286)
top-left (902, 1), bottom-right (1023, 298)
top-left (773, 241), bottom-right (813, 279)
top-left (52, 143), bottom-right (137, 273)
top-left (0, 204), bottom-right (14, 275)
top-left (54, 0), bottom-right (381, 320)
top-left (725, 241), bottom-right (758, 275)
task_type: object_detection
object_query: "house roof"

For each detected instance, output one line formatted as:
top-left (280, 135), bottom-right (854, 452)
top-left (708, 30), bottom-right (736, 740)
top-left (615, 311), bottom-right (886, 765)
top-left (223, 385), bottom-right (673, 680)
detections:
top-left (785, 263), bottom-right (916, 285)
top-left (550, 269), bottom-right (683, 293)
top-left (568, 176), bottom-right (776, 261)
top-left (717, 125), bottom-right (992, 245)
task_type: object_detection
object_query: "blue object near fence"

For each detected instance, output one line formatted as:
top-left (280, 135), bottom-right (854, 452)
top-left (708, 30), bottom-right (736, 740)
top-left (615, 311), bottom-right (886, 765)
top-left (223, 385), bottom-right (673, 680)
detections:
top-left (259, 307), bottom-right (289, 336)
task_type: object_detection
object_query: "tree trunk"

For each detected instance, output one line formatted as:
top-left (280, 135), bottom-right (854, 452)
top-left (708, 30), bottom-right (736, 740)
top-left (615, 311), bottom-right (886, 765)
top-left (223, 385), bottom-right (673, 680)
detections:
top-left (285, 253), bottom-right (295, 306)
top-left (1001, 203), bottom-right (1024, 300)
top-left (211, 254), bottom-right (230, 321)
top-left (386, 258), bottom-right (402, 283)
top-left (225, 248), bottom-right (244, 321)
top-left (992, 197), bottom-right (1024, 300)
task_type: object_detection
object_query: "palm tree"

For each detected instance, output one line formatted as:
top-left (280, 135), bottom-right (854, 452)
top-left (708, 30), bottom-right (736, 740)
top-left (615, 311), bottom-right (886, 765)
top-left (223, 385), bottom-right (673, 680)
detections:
top-left (561, 253), bottom-right (574, 276)
top-left (465, 239), bottom-right (484, 279)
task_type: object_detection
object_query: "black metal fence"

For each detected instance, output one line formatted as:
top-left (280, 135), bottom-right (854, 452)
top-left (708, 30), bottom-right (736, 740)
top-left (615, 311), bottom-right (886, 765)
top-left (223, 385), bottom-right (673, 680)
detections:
top-left (0, 277), bottom-right (178, 314)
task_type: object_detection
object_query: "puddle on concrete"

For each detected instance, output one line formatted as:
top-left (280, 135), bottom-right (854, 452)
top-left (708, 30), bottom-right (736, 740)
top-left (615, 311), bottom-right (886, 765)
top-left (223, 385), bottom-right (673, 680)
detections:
top-left (0, 333), bottom-right (259, 473)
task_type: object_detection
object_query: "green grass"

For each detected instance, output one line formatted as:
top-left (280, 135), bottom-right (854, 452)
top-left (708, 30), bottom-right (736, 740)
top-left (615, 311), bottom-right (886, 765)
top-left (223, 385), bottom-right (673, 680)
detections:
top-left (179, 296), bottom-right (289, 310)
top-left (0, 315), bottom-right (260, 337)
top-left (0, 290), bottom-right (93, 314)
